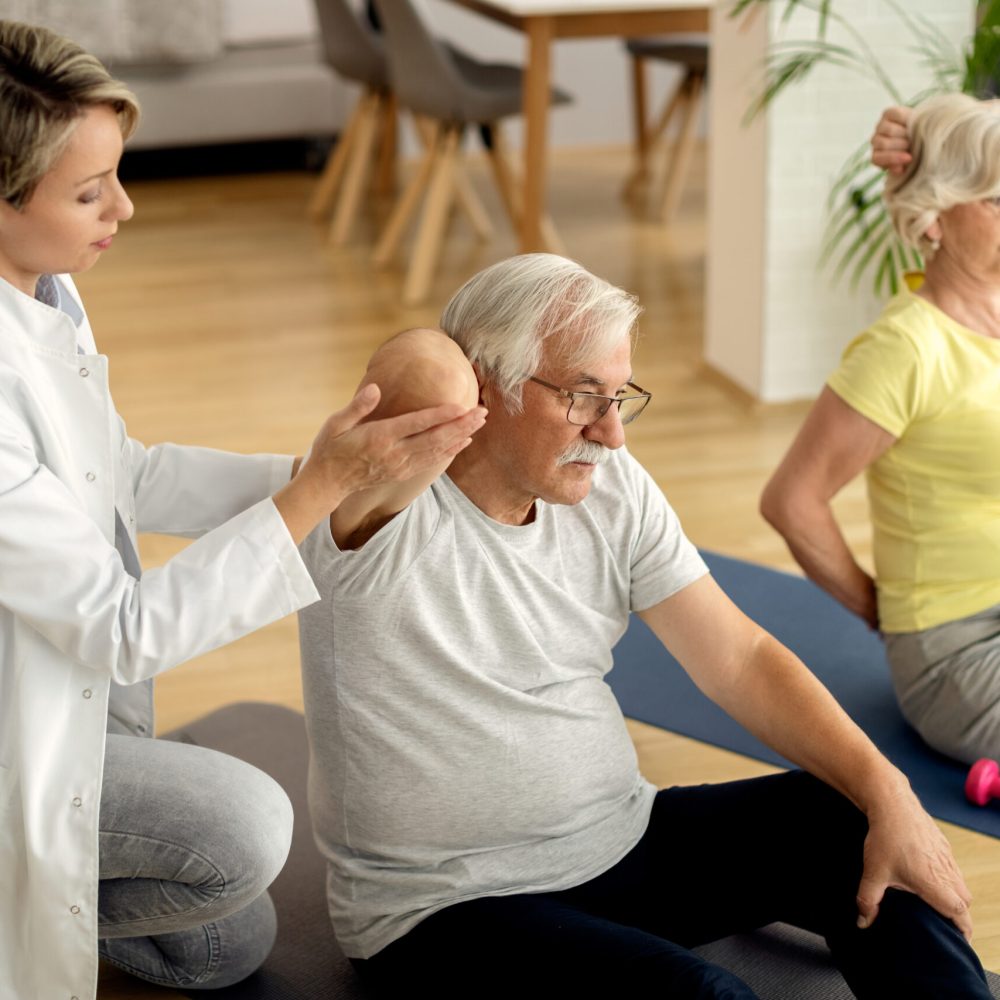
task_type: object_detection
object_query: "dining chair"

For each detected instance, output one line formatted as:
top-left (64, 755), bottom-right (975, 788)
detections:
top-left (372, 0), bottom-right (571, 305)
top-left (623, 34), bottom-right (709, 223)
top-left (308, 0), bottom-right (398, 244)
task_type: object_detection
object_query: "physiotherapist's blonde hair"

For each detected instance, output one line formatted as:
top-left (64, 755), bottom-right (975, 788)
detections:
top-left (0, 20), bottom-right (139, 210)
top-left (885, 93), bottom-right (1000, 254)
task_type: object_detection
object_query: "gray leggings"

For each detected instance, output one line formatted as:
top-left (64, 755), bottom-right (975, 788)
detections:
top-left (98, 734), bottom-right (293, 989)
top-left (885, 601), bottom-right (1000, 765)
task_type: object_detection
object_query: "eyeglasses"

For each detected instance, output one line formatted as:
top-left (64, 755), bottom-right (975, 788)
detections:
top-left (528, 376), bottom-right (652, 426)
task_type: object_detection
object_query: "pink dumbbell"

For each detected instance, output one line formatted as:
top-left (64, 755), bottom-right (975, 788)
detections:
top-left (966, 758), bottom-right (1000, 806)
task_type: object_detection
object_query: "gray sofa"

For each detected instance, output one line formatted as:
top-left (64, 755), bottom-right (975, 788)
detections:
top-left (10, 0), bottom-right (349, 150)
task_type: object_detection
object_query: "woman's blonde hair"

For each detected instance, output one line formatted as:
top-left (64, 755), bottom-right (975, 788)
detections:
top-left (0, 20), bottom-right (139, 209)
top-left (885, 93), bottom-right (1000, 254)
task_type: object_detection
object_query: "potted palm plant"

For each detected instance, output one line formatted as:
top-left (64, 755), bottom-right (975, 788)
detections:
top-left (732, 0), bottom-right (1000, 294)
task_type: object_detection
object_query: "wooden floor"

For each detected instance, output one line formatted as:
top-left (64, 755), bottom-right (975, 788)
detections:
top-left (87, 144), bottom-right (999, 997)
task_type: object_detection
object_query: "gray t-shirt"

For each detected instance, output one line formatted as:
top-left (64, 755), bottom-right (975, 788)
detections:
top-left (298, 447), bottom-right (708, 958)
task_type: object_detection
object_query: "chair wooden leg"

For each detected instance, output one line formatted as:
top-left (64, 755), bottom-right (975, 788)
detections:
top-left (657, 73), bottom-right (704, 223)
top-left (404, 127), bottom-right (460, 305)
top-left (486, 125), bottom-right (522, 231)
top-left (623, 54), bottom-right (651, 199)
top-left (414, 116), bottom-right (492, 241)
top-left (487, 125), bottom-right (564, 255)
top-left (329, 90), bottom-right (381, 245)
top-left (308, 97), bottom-right (363, 219)
top-left (649, 78), bottom-right (687, 147)
top-left (373, 92), bottom-right (398, 197)
top-left (372, 138), bottom-right (437, 267)
top-left (453, 168), bottom-right (494, 242)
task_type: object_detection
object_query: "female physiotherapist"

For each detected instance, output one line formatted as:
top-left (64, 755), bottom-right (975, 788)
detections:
top-left (0, 20), bottom-right (485, 1000)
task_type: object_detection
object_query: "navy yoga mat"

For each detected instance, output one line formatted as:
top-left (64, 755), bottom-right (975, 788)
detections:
top-left (608, 551), bottom-right (1000, 839)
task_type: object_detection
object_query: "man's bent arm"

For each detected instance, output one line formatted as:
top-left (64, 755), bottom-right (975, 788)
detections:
top-left (639, 576), bottom-right (973, 938)
top-left (330, 328), bottom-right (482, 549)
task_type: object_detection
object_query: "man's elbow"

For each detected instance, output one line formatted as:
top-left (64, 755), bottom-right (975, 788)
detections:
top-left (361, 328), bottom-right (479, 420)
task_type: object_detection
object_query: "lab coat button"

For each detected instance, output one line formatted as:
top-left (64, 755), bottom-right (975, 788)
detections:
top-left (72, 797), bottom-right (82, 807)
top-left (78, 367), bottom-right (89, 377)
top-left (82, 689), bottom-right (93, 699)
top-left (70, 905), bottom-right (80, 915)
top-left (85, 472), bottom-right (96, 482)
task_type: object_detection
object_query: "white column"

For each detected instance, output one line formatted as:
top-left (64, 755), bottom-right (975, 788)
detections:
top-left (706, 1), bottom-right (974, 402)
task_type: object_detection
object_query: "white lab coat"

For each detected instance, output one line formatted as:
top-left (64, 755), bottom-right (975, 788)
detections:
top-left (0, 276), bottom-right (320, 1000)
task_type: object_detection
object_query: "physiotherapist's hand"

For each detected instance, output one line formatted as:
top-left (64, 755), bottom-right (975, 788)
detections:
top-left (275, 384), bottom-right (486, 544)
top-left (305, 382), bottom-right (486, 495)
top-left (870, 106), bottom-right (913, 174)
top-left (856, 783), bottom-right (973, 940)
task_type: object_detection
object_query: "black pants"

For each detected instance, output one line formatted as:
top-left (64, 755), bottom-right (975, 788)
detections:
top-left (354, 771), bottom-right (989, 999)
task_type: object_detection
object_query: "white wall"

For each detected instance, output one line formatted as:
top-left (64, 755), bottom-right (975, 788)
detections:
top-left (706, 1), bottom-right (974, 402)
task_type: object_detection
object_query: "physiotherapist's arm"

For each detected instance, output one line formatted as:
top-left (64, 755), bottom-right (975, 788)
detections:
top-left (760, 386), bottom-right (895, 630)
top-left (127, 432), bottom-right (294, 537)
top-left (0, 415), bottom-right (317, 684)
top-left (639, 576), bottom-right (972, 939)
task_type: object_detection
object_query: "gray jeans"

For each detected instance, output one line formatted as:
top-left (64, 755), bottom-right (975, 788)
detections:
top-left (97, 734), bottom-right (293, 989)
top-left (885, 601), bottom-right (1000, 765)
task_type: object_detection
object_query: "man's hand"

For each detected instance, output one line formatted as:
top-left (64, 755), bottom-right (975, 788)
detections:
top-left (871, 105), bottom-right (913, 174)
top-left (856, 785), bottom-right (973, 939)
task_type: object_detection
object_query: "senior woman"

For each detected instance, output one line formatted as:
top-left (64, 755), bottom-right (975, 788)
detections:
top-left (762, 93), bottom-right (1000, 767)
top-left (0, 20), bottom-right (484, 1000)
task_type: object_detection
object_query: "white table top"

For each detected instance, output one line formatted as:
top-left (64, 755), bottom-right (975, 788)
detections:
top-left (455, 0), bottom-right (712, 15)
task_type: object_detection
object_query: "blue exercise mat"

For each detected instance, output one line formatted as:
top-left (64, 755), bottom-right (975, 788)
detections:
top-left (608, 551), bottom-right (1000, 839)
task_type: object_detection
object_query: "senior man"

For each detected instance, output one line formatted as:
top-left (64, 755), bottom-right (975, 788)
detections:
top-left (298, 255), bottom-right (988, 999)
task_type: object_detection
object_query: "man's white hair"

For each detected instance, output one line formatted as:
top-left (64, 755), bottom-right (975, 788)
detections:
top-left (440, 253), bottom-right (642, 412)
top-left (885, 93), bottom-right (1000, 254)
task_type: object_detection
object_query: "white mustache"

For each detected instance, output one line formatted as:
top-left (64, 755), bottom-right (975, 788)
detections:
top-left (558, 441), bottom-right (610, 465)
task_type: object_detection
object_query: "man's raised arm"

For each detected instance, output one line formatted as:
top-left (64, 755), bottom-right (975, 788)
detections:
top-left (330, 328), bottom-right (482, 549)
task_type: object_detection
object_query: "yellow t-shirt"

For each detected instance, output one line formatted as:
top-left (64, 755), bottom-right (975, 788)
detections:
top-left (827, 286), bottom-right (1000, 633)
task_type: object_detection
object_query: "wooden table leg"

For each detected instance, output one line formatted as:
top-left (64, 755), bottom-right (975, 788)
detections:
top-left (520, 16), bottom-right (554, 254)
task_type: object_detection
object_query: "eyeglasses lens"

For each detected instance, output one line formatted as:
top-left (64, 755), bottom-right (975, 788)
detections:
top-left (567, 394), bottom-right (647, 426)
top-left (618, 396), bottom-right (647, 425)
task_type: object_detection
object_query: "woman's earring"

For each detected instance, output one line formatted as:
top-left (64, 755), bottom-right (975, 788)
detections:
top-left (929, 239), bottom-right (940, 253)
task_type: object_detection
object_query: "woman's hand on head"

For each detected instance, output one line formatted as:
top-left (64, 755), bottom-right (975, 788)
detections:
top-left (274, 384), bottom-right (486, 544)
top-left (871, 106), bottom-right (913, 175)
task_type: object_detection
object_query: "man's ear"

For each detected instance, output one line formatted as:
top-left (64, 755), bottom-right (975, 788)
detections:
top-left (470, 363), bottom-right (489, 406)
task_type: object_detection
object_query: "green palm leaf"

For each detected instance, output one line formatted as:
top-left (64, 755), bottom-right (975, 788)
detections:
top-left (731, 0), bottom-right (990, 294)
